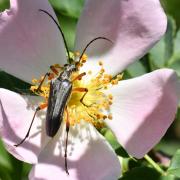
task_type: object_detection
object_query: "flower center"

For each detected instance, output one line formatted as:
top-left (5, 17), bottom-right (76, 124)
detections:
top-left (30, 52), bottom-right (123, 129)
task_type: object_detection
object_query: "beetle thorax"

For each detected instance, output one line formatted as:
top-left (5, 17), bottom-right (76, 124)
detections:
top-left (59, 64), bottom-right (76, 80)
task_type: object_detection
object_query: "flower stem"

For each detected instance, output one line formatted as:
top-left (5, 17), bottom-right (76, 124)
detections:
top-left (144, 154), bottom-right (165, 175)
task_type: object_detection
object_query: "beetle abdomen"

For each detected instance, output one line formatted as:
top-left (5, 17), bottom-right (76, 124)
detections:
top-left (46, 78), bottom-right (72, 137)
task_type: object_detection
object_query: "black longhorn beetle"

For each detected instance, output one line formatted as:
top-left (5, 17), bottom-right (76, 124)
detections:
top-left (14, 9), bottom-right (112, 175)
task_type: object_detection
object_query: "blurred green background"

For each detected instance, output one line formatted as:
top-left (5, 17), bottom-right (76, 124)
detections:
top-left (0, 0), bottom-right (180, 179)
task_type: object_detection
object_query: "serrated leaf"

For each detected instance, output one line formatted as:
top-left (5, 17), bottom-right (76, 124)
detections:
top-left (167, 149), bottom-right (180, 177)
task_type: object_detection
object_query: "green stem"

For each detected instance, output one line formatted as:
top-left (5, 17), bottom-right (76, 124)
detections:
top-left (144, 154), bottom-right (165, 175)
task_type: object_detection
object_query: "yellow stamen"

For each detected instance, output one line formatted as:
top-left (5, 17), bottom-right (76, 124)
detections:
top-left (30, 52), bottom-right (122, 129)
top-left (74, 51), bottom-right (80, 57)
top-left (98, 61), bottom-right (103, 66)
top-left (108, 114), bottom-right (113, 120)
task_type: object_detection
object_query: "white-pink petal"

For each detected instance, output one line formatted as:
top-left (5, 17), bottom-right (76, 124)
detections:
top-left (0, 88), bottom-right (50, 164)
top-left (75, 0), bottom-right (167, 75)
top-left (29, 123), bottom-right (120, 180)
top-left (105, 69), bottom-right (178, 158)
top-left (0, 0), bottom-right (66, 83)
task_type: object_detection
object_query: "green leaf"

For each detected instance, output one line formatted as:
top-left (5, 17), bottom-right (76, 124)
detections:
top-left (9, 154), bottom-right (23, 179)
top-left (120, 167), bottom-right (177, 180)
top-left (50, 0), bottom-right (84, 19)
top-left (150, 39), bottom-right (166, 68)
top-left (168, 56), bottom-right (180, 76)
top-left (149, 16), bottom-right (176, 69)
top-left (103, 129), bottom-right (129, 157)
top-left (174, 29), bottom-right (180, 57)
top-left (0, 168), bottom-right (11, 180)
top-left (115, 147), bottom-right (129, 158)
top-left (162, 0), bottom-right (180, 29)
top-left (0, 70), bottom-right (30, 92)
top-left (120, 167), bottom-right (160, 180)
top-left (126, 61), bottom-right (147, 77)
top-left (167, 29), bottom-right (180, 76)
top-left (164, 16), bottom-right (176, 61)
top-left (104, 130), bottom-right (120, 150)
top-left (56, 14), bottom-right (78, 50)
top-left (0, 0), bottom-right (9, 12)
top-left (155, 140), bottom-right (180, 156)
top-left (0, 140), bottom-right (13, 172)
top-left (159, 175), bottom-right (179, 180)
top-left (22, 163), bottom-right (32, 178)
top-left (167, 149), bottom-right (180, 177)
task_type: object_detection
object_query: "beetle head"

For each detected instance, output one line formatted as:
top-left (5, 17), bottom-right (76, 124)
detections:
top-left (64, 63), bottom-right (77, 72)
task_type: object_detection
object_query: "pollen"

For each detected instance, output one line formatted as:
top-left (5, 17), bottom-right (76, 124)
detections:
top-left (30, 52), bottom-right (122, 129)
top-left (108, 94), bottom-right (113, 100)
top-left (74, 51), bottom-right (80, 57)
top-left (88, 70), bottom-right (92, 75)
top-left (108, 114), bottom-right (113, 120)
top-left (98, 61), bottom-right (103, 66)
top-left (80, 54), bottom-right (88, 63)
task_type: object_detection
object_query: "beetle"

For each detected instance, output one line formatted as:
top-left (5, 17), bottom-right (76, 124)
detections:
top-left (14, 9), bottom-right (112, 175)
top-left (46, 64), bottom-right (76, 137)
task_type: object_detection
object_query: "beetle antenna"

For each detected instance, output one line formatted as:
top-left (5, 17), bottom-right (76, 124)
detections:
top-left (39, 9), bottom-right (71, 62)
top-left (78, 37), bottom-right (113, 63)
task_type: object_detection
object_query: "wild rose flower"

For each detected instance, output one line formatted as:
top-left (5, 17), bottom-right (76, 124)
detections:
top-left (0, 0), bottom-right (179, 179)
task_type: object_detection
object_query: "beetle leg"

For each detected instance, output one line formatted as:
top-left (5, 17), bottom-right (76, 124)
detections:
top-left (36, 64), bottom-right (62, 92)
top-left (35, 72), bottom-right (51, 92)
top-left (72, 72), bottom-right (86, 82)
top-left (50, 64), bottom-right (62, 76)
top-left (72, 87), bottom-right (88, 92)
top-left (72, 88), bottom-right (89, 107)
top-left (14, 103), bottom-right (47, 147)
top-left (64, 107), bottom-right (70, 175)
top-left (80, 91), bottom-right (89, 107)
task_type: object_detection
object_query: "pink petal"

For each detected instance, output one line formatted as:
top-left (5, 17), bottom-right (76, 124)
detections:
top-left (0, 0), bottom-right (66, 83)
top-left (105, 69), bottom-right (178, 158)
top-left (29, 123), bottom-right (120, 180)
top-left (75, 0), bottom-right (167, 75)
top-left (0, 88), bottom-right (50, 164)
